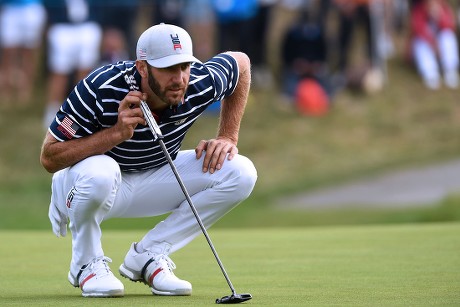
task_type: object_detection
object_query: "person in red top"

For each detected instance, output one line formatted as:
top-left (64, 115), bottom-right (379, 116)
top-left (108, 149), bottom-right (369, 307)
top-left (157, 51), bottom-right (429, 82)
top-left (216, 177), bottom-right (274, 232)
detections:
top-left (410, 0), bottom-right (459, 89)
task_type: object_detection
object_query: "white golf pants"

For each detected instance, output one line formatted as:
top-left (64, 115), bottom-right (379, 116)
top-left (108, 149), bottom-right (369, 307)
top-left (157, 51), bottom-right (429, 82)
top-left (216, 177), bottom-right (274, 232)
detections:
top-left (49, 150), bottom-right (257, 275)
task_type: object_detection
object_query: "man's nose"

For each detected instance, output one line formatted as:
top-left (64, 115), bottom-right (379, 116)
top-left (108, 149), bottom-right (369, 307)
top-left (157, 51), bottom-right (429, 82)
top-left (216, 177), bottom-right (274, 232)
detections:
top-left (171, 67), bottom-right (185, 82)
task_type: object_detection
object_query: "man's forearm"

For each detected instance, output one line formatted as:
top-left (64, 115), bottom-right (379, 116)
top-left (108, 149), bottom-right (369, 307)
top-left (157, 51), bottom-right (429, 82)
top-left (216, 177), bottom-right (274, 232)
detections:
top-left (40, 128), bottom-right (123, 173)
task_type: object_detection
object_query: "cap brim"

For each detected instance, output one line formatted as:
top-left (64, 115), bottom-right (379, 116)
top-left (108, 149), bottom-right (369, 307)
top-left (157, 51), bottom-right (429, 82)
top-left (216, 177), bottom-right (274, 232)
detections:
top-left (146, 54), bottom-right (201, 68)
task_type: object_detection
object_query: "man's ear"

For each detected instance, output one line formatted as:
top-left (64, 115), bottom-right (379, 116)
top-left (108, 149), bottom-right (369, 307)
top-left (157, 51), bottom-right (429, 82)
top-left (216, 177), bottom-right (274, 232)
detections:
top-left (135, 60), bottom-right (149, 78)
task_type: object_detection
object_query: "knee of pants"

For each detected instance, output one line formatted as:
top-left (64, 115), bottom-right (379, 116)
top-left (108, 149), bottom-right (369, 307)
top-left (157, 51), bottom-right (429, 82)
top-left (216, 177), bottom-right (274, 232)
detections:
top-left (227, 155), bottom-right (258, 202)
top-left (69, 155), bottom-right (121, 207)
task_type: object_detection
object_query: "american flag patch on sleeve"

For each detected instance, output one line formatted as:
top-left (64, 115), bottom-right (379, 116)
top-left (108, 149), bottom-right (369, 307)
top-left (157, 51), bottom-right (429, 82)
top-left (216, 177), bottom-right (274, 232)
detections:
top-left (57, 116), bottom-right (79, 139)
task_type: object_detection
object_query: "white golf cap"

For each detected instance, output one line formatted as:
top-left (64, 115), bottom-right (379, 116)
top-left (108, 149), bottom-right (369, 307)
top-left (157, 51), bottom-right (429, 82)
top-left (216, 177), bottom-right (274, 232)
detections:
top-left (136, 23), bottom-right (201, 68)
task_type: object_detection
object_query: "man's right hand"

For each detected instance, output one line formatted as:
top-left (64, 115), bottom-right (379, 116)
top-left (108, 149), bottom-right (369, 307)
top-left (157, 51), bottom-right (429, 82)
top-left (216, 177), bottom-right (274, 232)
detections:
top-left (115, 91), bottom-right (147, 140)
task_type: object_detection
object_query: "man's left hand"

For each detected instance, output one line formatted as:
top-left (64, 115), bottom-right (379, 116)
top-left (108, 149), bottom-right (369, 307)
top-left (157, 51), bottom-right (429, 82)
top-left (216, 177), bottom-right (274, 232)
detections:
top-left (195, 137), bottom-right (238, 173)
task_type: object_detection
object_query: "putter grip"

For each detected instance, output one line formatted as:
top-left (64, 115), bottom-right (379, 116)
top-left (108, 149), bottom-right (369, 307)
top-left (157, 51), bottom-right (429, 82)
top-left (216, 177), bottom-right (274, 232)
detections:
top-left (140, 100), bottom-right (163, 140)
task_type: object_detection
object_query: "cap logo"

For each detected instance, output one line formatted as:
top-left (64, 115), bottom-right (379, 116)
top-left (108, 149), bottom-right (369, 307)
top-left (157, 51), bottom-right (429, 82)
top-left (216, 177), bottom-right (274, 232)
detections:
top-left (170, 34), bottom-right (182, 51)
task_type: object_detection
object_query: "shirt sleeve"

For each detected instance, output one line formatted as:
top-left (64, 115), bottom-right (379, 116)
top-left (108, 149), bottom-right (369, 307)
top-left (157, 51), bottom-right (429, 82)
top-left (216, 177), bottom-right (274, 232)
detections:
top-left (49, 78), bottom-right (101, 142)
top-left (204, 53), bottom-right (239, 102)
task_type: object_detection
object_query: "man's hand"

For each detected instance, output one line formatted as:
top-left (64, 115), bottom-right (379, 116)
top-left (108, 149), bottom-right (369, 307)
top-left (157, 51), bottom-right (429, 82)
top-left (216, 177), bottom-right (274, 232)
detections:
top-left (195, 137), bottom-right (238, 173)
top-left (114, 91), bottom-right (147, 141)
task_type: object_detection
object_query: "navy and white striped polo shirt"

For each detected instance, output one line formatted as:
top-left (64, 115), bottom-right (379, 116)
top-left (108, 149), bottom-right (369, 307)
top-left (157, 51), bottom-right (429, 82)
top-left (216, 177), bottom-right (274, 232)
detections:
top-left (49, 53), bottom-right (239, 172)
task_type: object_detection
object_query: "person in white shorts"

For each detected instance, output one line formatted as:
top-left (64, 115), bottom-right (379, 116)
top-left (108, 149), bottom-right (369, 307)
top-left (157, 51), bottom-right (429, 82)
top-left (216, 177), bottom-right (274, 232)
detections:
top-left (40, 23), bottom-right (257, 298)
top-left (410, 0), bottom-right (459, 90)
top-left (43, 0), bottom-right (102, 127)
top-left (0, 0), bottom-right (46, 103)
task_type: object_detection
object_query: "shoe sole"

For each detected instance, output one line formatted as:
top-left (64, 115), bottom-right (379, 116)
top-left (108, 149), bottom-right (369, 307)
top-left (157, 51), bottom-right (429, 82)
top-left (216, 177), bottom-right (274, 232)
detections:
top-left (151, 287), bottom-right (192, 296)
top-left (82, 289), bottom-right (124, 298)
top-left (69, 271), bottom-right (125, 297)
top-left (119, 264), bottom-right (191, 296)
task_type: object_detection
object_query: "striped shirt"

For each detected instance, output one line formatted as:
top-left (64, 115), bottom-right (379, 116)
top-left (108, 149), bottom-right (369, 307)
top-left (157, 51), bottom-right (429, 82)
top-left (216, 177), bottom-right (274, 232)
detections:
top-left (49, 53), bottom-right (239, 172)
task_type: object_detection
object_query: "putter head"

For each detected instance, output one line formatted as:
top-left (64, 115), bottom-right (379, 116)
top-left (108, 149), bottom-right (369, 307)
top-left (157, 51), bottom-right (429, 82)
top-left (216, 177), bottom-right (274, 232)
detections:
top-left (216, 293), bottom-right (252, 304)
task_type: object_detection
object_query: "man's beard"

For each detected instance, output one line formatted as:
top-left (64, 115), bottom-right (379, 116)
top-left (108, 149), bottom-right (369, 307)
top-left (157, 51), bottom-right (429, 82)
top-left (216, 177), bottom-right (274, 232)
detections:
top-left (148, 70), bottom-right (184, 106)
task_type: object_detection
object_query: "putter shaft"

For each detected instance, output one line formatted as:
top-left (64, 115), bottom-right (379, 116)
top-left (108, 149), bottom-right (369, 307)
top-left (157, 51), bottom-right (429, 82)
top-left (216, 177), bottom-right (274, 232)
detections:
top-left (140, 100), bottom-right (237, 295)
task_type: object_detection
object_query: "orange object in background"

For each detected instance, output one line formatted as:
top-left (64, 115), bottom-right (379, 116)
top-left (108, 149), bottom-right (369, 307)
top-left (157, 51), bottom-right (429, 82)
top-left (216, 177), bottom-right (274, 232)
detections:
top-left (295, 78), bottom-right (329, 116)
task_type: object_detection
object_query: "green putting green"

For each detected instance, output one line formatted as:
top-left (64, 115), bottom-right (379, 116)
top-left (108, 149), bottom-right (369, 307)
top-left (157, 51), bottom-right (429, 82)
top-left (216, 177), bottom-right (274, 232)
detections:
top-left (1, 223), bottom-right (459, 306)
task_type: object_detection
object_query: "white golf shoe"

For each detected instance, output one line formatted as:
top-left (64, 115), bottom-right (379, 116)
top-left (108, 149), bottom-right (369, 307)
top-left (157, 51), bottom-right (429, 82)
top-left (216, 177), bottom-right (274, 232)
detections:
top-left (68, 256), bottom-right (124, 297)
top-left (119, 242), bottom-right (192, 296)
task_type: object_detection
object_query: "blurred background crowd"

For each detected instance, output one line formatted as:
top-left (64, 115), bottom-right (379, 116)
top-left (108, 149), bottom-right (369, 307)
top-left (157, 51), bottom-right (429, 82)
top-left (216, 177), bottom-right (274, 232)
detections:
top-left (0, 0), bottom-right (459, 125)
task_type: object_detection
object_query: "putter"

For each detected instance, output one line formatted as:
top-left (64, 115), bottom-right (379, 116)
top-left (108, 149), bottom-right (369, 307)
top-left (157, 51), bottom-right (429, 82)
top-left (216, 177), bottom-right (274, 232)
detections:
top-left (139, 100), bottom-right (252, 304)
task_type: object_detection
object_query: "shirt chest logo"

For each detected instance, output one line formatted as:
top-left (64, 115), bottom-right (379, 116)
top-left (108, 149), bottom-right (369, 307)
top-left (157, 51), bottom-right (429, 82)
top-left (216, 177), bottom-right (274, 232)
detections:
top-left (174, 117), bottom-right (188, 125)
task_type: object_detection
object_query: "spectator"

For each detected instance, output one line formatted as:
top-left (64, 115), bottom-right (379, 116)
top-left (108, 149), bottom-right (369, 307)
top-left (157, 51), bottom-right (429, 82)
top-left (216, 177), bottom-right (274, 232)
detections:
top-left (152, 0), bottom-right (185, 26)
top-left (281, 9), bottom-right (328, 98)
top-left (250, 0), bottom-right (277, 89)
top-left (410, 0), bottom-right (459, 89)
top-left (183, 0), bottom-right (216, 62)
top-left (333, 0), bottom-right (374, 73)
top-left (93, 1), bottom-right (140, 64)
top-left (280, 7), bottom-right (331, 115)
top-left (211, 0), bottom-right (259, 62)
top-left (0, 0), bottom-right (46, 103)
top-left (331, 0), bottom-right (390, 93)
top-left (43, 0), bottom-right (102, 128)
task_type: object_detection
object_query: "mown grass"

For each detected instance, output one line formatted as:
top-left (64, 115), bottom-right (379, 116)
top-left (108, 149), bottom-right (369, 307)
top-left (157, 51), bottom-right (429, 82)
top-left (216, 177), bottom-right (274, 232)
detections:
top-left (1, 48), bottom-right (460, 230)
top-left (1, 223), bottom-right (459, 306)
